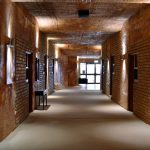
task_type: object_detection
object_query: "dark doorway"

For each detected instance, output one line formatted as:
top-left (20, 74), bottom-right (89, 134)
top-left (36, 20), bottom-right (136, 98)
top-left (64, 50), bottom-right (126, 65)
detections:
top-left (110, 56), bottom-right (115, 96)
top-left (26, 53), bottom-right (33, 113)
top-left (44, 55), bottom-right (47, 89)
top-left (101, 59), bottom-right (104, 91)
top-left (128, 55), bottom-right (134, 111)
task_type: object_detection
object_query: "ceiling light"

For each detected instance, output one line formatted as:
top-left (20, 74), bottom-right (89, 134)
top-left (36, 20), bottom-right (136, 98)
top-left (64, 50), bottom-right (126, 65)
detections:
top-left (78, 10), bottom-right (89, 18)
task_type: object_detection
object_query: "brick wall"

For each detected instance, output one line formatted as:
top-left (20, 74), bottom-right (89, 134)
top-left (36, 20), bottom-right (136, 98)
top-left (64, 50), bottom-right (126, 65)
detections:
top-left (15, 38), bottom-right (35, 125)
top-left (39, 32), bottom-right (47, 90)
top-left (127, 5), bottom-right (150, 123)
top-left (51, 47), bottom-right (77, 88)
top-left (53, 48), bottom-right (69, 89)
top-left (0, 0), bottom-right (16, 141)
top-left (59, 50), bottom-right (68, 87)
top-left (14, 3), bottom-right (37, 125)
top-left (0, 0), bottom-right (47, 140)
top-left (68, 56), bottom-right (77, 87)
top-left (102, 5), bottom-right (150, 124)
top-left (102, 32), bottom-right (125, 107)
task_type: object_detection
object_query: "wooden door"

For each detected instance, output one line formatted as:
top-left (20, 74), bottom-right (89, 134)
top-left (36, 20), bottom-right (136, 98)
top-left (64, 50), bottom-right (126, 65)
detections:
top-left (28, 53), bottom-right (33, 112)
top-left (128, 55), bottom-right (134, 111)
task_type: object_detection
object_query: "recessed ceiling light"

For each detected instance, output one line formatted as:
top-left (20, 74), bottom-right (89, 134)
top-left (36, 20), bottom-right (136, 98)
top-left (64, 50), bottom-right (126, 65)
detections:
top-left (78, 10), bottom-right (89, 18)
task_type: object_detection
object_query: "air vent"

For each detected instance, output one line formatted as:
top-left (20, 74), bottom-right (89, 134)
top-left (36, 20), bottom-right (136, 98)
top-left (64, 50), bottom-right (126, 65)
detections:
top-left (78, 10), bottom-right (89, 18)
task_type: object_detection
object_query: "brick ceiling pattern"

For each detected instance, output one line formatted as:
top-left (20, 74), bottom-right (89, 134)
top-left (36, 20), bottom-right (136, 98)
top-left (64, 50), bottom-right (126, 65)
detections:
top-left (13, 1), bottom-right (147, 56)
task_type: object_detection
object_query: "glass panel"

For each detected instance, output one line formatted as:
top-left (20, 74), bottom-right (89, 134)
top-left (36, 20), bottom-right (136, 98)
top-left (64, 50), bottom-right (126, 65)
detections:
top-left (134, 69), bottom-right (138, 80)
top-left (96, 75), bottom-right (101, 83)
top-left (87, 75), bottom-right (95, 83)
top-left (80, 63), bottom-right (86, 74)
top-left (87, 64), bottom-right (95, 74)
top-left (80, 75), bottom-right (86, 79)
top-left (96, 64), bottom-right (101, 74)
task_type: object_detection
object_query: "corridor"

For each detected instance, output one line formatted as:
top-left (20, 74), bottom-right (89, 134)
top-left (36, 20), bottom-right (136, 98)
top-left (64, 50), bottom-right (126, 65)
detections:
top-left (1, 87), bottom-right (150, 150)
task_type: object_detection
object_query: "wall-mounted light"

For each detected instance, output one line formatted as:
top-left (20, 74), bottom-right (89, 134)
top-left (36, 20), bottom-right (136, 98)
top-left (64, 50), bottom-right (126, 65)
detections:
top-left (36, 52), bottom-right (40, 59)
top-left (6, 43), bottom-right (14, 85)
top-left (35, 27), bottom-right (39, 48)
top-left (121, 31), bottom-right (127, 55)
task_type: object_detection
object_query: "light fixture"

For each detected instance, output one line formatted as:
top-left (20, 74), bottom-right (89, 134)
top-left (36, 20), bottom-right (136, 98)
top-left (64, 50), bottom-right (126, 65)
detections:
top-left (78, 10), bottom-right (89, 18)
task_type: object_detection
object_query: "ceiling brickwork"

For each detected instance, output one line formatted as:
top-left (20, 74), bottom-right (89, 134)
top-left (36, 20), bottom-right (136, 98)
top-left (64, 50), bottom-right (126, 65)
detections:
top-left (12, 0), bottom-right (148, 56)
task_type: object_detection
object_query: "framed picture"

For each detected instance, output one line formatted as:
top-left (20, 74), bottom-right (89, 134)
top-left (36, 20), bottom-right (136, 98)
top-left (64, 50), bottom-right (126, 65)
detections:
top-left (6, 44), bottom-right (14, 85)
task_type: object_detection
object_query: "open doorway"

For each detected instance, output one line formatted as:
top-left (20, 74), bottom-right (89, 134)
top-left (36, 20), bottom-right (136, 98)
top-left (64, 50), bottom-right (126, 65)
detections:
top-left (110, 56), bottom-right (115, 96)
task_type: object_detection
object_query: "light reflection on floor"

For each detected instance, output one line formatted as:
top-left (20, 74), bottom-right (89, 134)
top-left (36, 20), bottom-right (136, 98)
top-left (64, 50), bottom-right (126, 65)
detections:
top-left (1, 87), bottom-right (150, 150)
top-left (79, 84), bottom-right (100, 90)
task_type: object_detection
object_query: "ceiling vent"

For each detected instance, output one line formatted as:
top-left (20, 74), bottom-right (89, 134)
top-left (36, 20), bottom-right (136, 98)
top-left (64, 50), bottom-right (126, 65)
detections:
top-left (78, 10), bottom-right (89, 18)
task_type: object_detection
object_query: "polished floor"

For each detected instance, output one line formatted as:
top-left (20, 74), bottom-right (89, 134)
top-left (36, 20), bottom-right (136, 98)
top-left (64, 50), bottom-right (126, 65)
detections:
top-left (79, 84), bottom-right (100, 90)
top-left (1, 86), bottom-right (150, 150)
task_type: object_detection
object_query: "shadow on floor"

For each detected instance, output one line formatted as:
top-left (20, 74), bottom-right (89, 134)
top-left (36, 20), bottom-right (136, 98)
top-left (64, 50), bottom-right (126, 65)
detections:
top-left (36, 105), bottom-right (51, 111)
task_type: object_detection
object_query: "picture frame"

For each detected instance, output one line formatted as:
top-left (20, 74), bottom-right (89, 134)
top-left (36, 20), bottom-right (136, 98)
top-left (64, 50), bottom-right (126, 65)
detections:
top-left (6, 44), bottom-right (15, 85)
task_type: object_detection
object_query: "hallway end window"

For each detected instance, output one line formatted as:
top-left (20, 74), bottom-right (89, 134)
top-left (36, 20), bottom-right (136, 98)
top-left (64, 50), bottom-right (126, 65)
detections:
top-left (80, 63), bottom-right (86, 74)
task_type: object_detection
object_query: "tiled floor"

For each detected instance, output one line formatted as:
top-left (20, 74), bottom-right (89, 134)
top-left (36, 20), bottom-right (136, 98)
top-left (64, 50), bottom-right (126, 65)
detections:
top-left (1, 87), bottom-right (150, 150)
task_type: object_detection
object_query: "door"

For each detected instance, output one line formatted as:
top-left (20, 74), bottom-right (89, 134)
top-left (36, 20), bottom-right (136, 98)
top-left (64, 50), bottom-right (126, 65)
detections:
top-left (28, 53), bottom-right (33, 112)
top-left (110, 56), bottom-right (115, 95)
top-left (44, 55), bottom-right (47, 89)
top-left (87, 63), bottom-right (95, 84)
top-left (101, 59), bottom-right (104, 91)
top-left (80, 62), bottom-right (101, 84)
top-left (128, 55), bottom-right (134, 111)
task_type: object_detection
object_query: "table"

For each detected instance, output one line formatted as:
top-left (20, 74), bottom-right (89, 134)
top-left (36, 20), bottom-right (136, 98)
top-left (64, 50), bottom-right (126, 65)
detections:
top-left (35, 89), bottom-right (47, 110)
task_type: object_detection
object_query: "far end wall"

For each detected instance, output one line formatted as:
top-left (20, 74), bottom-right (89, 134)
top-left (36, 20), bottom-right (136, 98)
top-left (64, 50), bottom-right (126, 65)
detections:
top-left (53, 48), bottom-right (78, 88)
